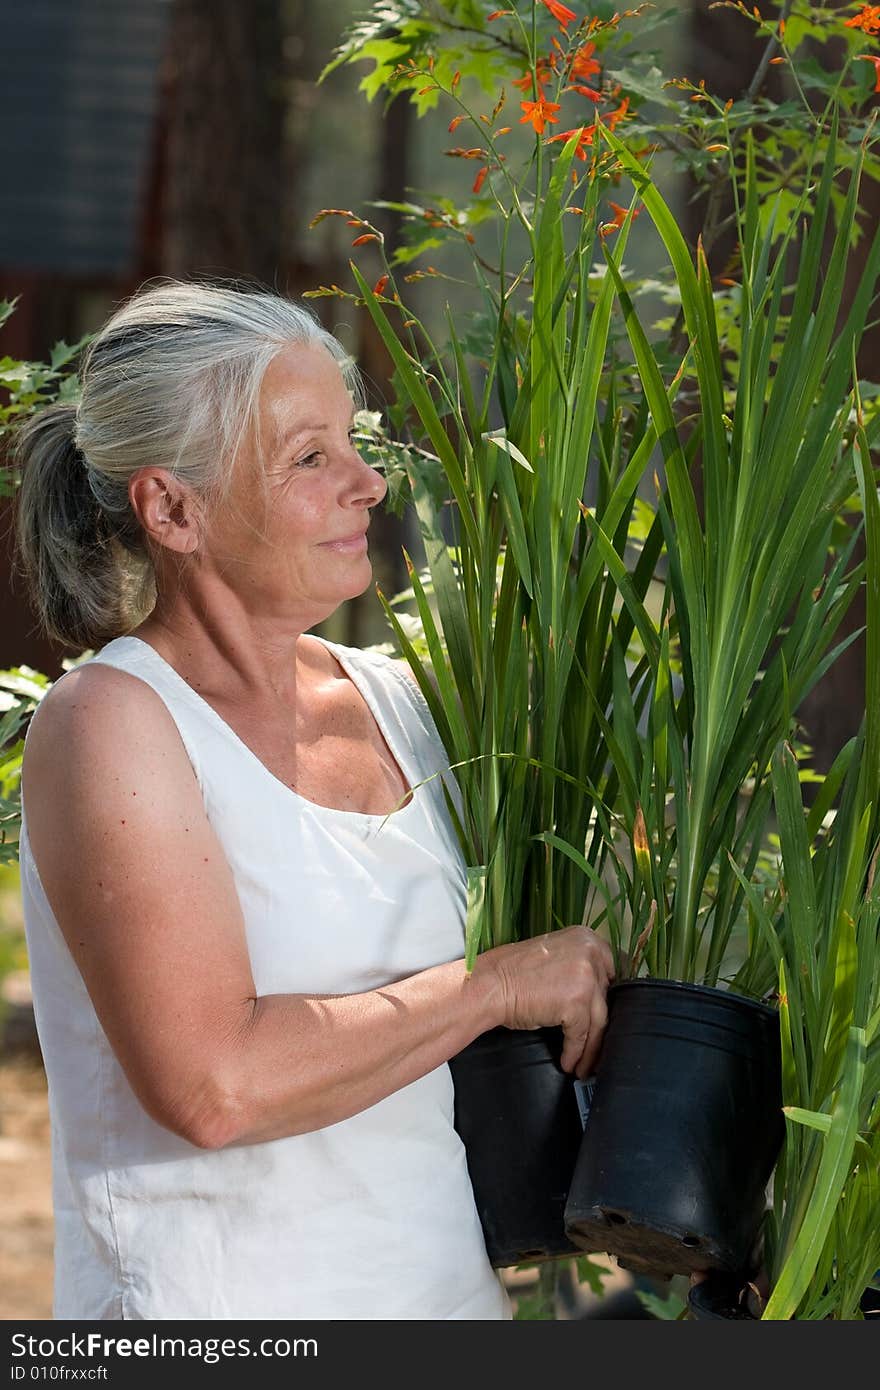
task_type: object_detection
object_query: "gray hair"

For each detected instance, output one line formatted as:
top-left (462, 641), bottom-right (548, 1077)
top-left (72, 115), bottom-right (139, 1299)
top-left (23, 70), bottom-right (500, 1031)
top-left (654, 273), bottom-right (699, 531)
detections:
top-left (11, 278), bottom-right (362, 650)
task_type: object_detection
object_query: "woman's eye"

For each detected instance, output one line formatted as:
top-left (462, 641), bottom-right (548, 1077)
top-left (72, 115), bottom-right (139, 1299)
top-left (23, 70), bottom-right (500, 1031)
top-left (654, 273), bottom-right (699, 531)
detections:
top-left (295, 452), bottom-right (322, 469)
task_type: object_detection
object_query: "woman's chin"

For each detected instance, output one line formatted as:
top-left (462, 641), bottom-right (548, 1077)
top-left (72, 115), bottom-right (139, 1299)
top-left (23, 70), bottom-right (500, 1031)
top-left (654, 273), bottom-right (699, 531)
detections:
top-left (316, 570), bottom-right (375, 610)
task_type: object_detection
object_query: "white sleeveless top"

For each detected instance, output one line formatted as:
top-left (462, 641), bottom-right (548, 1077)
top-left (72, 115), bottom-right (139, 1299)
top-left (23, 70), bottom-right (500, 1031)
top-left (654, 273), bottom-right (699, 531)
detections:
top-left (19, 634), bottom-right (511, 1321)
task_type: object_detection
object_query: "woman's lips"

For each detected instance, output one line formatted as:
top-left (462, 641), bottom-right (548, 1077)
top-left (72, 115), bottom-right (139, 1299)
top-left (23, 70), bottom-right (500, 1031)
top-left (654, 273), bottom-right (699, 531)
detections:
top-left (318, 532), bottom-right (369, 553)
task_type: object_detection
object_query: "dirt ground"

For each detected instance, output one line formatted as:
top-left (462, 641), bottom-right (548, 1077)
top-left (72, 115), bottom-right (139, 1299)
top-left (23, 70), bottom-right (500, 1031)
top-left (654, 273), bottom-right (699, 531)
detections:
top-left (0, 1052), bottom-right (53, 1320)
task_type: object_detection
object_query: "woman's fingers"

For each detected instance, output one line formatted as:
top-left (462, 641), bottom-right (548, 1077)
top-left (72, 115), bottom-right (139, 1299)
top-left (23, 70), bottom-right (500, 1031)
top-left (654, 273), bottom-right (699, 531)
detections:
top-left (561, 988), bottom-right (608, 1079)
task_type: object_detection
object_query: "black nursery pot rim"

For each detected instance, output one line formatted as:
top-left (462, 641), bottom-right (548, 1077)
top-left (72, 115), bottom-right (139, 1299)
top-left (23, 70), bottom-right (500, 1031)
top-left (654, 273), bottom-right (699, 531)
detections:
top-left (463, 1023), bottom-right (566, 1046)
top-left (611, 976), bottom-right (779, 1019)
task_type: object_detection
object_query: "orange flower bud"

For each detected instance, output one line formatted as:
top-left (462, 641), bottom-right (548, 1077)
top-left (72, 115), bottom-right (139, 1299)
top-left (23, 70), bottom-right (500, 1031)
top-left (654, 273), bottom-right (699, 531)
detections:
top-left (540, 0), bottom-right (577, 30)
top-left (633, 806), bottom-right (651, 878)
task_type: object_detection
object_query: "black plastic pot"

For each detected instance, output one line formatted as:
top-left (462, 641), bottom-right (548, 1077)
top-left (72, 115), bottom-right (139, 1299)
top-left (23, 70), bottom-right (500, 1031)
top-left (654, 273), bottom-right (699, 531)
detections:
top-left (687, 1272), bottom-right (760, 1320)
top-left (860, 1285), bottom-right (880, 1319)
top-left (688, 1274), bottom-right (880, 1320)
top-left (563, 978), bottom-right (784, 1278)
top-left (448, 1025), bottom-right (585, 1268)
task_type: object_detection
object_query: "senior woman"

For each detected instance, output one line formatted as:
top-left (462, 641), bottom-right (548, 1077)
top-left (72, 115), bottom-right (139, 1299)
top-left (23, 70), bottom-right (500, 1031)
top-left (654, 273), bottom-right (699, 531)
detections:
top-left (11, 280), bottom-right (613, 1321)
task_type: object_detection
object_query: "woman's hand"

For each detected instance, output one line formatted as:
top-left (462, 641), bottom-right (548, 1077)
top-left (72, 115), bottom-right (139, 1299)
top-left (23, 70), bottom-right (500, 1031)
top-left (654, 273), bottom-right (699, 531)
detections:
top-left (480, 925), bottom-right (615, 1079)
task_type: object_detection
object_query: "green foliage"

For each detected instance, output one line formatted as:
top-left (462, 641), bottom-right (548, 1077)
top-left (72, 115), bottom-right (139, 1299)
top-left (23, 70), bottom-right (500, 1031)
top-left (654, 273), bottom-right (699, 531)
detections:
top-left (0, 309), bottom-right (90, 497)
top-left (746, 393), bottom-right (880, 1321)
top-left (0, 306), bottom-right (93, 863)
top-left (510, 1253), bottom-right (612, 1318)
top-left (0, 861), bottom-right (27, 1020)
top-left (578, 115), bottom-right (880, 986)
top-left (637, 1284), bottom-right (688, 1318)
top-left (0, 668), bottom-right (52, 868)
top-left (735, 733), bottom-right (880, 1320)
top-left (321, 0), bottom-right (510, 111)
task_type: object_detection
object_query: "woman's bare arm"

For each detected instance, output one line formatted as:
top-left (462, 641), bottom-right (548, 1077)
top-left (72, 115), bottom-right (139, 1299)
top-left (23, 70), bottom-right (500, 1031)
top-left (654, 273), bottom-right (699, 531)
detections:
top-left (22, 664), bottom-right (612, 1150)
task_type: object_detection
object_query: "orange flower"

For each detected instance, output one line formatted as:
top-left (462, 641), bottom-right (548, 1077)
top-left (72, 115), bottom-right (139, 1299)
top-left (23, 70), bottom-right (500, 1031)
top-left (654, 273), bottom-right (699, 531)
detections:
top-left (373, 275), bottom-right (389, 296)
top-left (845, 4), bottom-right (880, 33)
top-left (540, 0), bottom-right (578, 29)
top-left (856, 53), bottom-right (880, 89)
top-left (600, 202), bottom-right (639, 237)
top-left (513, 58), bottom-right (554, 91)
top-left (608, 201), bottom-right (639, 226)
top-left (570, 40), bottom-right (600, 82)
top-left (486, 8), bottom-right (514, 17)
top-left (473, 165), bottom-right (490, 194)
top-left (606, 96), bottom-right (631, 130)
top-left (546, 124), bottom-right (595, 158)
top-left (520, 97), bottom-right (562, 134)
top-left (569, 84), bottom-right (603, 101)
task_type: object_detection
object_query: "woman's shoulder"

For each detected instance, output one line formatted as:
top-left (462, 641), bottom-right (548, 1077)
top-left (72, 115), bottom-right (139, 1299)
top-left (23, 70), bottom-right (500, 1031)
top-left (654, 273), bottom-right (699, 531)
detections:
top-left (21, 650), bottom-right (204, 892)
top-left (23, 652), bottom-right (185, 796)
top-left (29, 648), bottom-right (166, 724)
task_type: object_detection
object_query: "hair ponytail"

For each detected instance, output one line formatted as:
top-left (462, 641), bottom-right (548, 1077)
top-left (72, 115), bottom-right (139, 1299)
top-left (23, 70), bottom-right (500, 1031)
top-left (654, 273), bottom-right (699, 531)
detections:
top-left (11, 403), bottom-right (139, 650)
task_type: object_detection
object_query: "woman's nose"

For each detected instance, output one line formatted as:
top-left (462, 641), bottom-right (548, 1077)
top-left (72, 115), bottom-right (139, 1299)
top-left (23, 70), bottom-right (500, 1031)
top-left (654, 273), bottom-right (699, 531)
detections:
top-left (349, 449), bottom-right (387, 508)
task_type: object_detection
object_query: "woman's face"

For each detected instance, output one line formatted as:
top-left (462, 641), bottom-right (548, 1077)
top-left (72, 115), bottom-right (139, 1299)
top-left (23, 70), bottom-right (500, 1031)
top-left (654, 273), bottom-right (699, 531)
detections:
top-left (203, 341), bottom-right (387, 626)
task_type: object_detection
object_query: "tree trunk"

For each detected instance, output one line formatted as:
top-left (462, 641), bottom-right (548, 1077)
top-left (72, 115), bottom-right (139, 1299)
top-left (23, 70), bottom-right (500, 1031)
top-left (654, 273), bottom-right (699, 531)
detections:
top-left (163, 0), bottom-right (285, 284)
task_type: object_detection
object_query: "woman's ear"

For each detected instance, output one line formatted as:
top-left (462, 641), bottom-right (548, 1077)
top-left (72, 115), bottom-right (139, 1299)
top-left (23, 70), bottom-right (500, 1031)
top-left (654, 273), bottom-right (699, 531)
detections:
top-left (129, 470), bottom-right (201, 554)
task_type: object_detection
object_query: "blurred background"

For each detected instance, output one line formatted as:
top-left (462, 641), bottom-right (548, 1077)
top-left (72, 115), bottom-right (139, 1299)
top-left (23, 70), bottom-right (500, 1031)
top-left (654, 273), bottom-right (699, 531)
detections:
top-left (0, 0), bottom-right (875, 1319)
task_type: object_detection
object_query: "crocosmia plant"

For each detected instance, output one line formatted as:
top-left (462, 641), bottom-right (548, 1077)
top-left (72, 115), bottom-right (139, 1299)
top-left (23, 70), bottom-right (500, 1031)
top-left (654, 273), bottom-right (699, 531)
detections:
top-left (316, 1), bottom-right (880, 1005)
